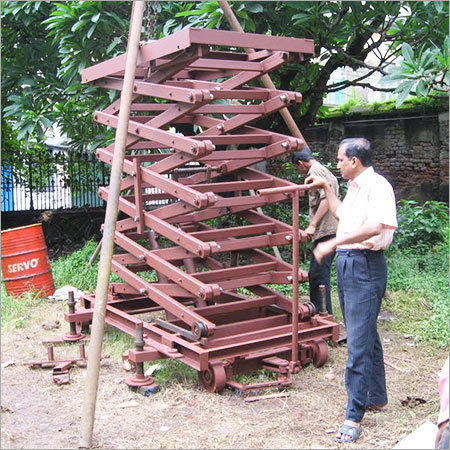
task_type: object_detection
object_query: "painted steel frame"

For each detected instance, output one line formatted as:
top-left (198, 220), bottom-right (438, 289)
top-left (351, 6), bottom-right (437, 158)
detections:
top-left (70, 28), bottom-right (339, 392)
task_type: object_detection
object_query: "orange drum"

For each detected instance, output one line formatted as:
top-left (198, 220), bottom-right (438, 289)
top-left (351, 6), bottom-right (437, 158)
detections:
top-left (1, 223), bottom-right (55, 298)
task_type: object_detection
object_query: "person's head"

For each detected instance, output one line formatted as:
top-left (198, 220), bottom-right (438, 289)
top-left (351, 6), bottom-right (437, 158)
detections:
top-left (291, 147), bottom-right (315, 175)
top-left (337, 138), bottom-right (372, 180)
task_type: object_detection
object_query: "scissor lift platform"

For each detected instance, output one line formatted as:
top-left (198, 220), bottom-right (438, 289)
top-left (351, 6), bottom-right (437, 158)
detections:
top-left (68, 28), bottom-right (340, 392)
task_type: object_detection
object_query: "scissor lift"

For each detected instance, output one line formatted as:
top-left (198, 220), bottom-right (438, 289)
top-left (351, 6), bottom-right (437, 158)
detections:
top-left (68, 28), bottom-right (339, 392)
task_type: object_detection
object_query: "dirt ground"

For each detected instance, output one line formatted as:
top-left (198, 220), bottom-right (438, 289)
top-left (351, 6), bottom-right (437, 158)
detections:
top-left (1, 300), bottom-right (447, 449)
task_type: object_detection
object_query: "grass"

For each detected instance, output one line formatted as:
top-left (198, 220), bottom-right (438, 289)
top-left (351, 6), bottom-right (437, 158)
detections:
top-left (151, 359), bottom-right (197, 386)
top-left (1, 284), bottom-right (46, 332)
top-left (51, 239), bottom-right (99, 292)
top-left (2, 232), bottom-right (448, 390)
top-left (383, 245), bottom-right (449, 346)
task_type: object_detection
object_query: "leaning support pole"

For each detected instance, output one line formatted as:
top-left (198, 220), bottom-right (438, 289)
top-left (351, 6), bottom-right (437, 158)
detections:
top-left (79, 2), bottom-right (145, 448)
top-left (218, 1), bottom-right (306, 141)
top-left (291, 190), bottom-right (300, 366)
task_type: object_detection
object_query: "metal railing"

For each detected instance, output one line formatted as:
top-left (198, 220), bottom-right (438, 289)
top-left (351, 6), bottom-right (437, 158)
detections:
top-left (0, 148), bottom-right (180, 213)
top-left (1, 149), bottom-right (110, 212)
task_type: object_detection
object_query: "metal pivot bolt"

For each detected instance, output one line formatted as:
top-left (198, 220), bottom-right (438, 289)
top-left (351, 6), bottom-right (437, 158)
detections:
top-left (63, 291), bottom-right (85, 341)
top-left (280, 94), bottom-right (287, 102)
top-left (133, 216), bottom-right (139, 222)
top-left (125, 321), bottom-right (157, 391)
top-left (216, 124), bottom-right (224, 131)
top-left (139, 288), bottom-right (147, 295)
top-left (286, 275), bottom-right (293, 282)
top-left (285, 234), bottom-right (293, 241)
top-left (137, 254), bottom-right (145, 261)
top-left (281, 142), bottom-right (289, 149)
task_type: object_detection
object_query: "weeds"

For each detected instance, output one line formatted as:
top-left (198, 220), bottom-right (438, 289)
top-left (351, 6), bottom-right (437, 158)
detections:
top-left (51, 239), bottom-right (99, 292)
top-left (1, 284), bottom-right (45, 331)
top-left (384, 246), bottom-right (449, 346)
top-left (152, 359), bottom-right (197, 386)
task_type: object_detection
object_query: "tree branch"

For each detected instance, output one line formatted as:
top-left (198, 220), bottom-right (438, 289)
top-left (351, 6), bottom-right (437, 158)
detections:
top-left (327, 81), bottom-right (395, 93)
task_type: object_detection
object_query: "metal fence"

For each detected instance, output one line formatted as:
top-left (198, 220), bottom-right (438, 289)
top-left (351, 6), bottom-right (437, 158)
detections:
top-left (0, 148), bottom-right (178, 213)
top-left (1, 149), bottom-right (110, 212)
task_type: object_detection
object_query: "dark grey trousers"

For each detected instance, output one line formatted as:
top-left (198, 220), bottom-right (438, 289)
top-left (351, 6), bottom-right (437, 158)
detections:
top-left (309, 234), bottom-right (335, 314)
top-left (336, 248), bottom-right (388, 423)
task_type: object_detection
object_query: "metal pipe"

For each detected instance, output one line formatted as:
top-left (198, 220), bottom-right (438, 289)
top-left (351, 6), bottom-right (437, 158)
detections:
top-left (80, 2), bottom-right (145, 448)
top-left (258, 184), bottom-right (312, 196)
top-left (218, 1), bottom-right (306, 142)
top-left (171, 166), bottom-right (220, 173)
top-left (67, 291), bottom-right (77, 335)
top-left (318, 284), bottom-right (327, 315)
top-left (134, 322), bottom-right (145, 376)
top-left (344, 114), bottom-right (438, 124)
top-left (291, 190), bottom-right (300, 366)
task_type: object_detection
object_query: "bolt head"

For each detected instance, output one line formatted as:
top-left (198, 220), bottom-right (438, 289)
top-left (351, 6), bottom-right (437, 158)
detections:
top-left (281, 142), bottom-right (288, 149)
top-left (217, 124), bottom-right (224, 131)
top-left (139, 288), bottom-right (147, 294)
top-left (280, 94), bottom-right (287, 102)
top-left (133, 216), bottom-right (139, 222)
top-left (138, 254), bottom-right (145, 261)
top-left (209, 93), bottom-right (214, 100)
top-left (131, 171), bottom-right (136, 176)
top-left (286, 276), bottom-right (293, 281)
top-left (285, 234), bottom-right (293, 241)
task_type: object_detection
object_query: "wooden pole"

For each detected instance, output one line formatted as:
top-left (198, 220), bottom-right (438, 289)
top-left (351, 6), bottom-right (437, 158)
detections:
top-left (218, 1), bottom-right (306, 141)
top-left (79, 2), bottom-right (145, 447)
top-left (84, 238), bottom-right (102, 273)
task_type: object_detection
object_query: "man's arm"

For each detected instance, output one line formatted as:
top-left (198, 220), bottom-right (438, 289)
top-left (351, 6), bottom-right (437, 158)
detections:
top-left (305, 198), bottom-right (329, 237)
top-left (305, 175), bottom-right (341, 218)
top-left (313, 220), bottom-right (383, 264)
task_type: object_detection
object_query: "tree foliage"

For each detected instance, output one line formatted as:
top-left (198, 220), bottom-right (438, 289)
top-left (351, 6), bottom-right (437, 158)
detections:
top-left (162, 1), bottom-right (448, 125)
top-left (2, 0), bottom-right (448, 175)
top-left (381, 38), bottom-right (449, 107)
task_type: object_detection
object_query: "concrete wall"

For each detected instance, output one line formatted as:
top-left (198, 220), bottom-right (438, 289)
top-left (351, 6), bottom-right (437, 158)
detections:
top-left (271, 112), bottom-right (449, 202)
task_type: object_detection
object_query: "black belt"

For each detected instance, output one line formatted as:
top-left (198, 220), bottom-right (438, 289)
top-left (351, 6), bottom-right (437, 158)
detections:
top-left (336, 249), bottom-right (384, 256)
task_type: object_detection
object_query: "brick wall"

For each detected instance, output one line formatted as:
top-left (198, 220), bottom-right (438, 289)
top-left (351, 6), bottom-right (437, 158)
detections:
top-left (269, 111), bottom-right (449, 202)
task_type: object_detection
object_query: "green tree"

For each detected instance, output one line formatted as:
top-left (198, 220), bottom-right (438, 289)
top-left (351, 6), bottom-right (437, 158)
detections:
top-left (164, 1), bottom-right (449, 125)
top-left (2, 0), bottom-right (448, 178)
top-left (381, 39), bottom-right (449, 107)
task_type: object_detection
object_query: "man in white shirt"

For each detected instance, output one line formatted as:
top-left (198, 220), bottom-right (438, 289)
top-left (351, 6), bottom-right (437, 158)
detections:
top-left (305, 137), bottom-right (398, 444)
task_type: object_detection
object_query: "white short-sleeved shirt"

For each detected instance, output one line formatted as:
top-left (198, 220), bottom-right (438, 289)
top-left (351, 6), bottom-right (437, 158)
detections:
top-left (336, 166), bottom-right (398, 250)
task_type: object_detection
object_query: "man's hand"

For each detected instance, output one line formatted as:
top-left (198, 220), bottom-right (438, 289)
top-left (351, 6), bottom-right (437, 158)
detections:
top-left (304, 175), bottom-right (328, 190)
top-left (313, 238), bottom-right (337, 264)
top-left (304, 224), bottom-right (316, 239)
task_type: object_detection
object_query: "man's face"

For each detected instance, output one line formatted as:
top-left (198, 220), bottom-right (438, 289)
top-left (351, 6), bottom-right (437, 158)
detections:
top-left (295, 161), bottom-right (308, 175)
top-left (337, 145), bottom-right (356, 180)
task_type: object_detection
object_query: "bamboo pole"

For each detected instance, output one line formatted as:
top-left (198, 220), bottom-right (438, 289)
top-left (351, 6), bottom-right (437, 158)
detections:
top-left (79, 2), bottom-right (145, 447)
top-left (218, 1), bottom-right (306, 141)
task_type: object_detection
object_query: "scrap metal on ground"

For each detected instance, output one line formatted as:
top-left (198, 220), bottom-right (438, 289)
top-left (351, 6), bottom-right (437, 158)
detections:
top-left (65, 28), bottom-right (340, 393)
